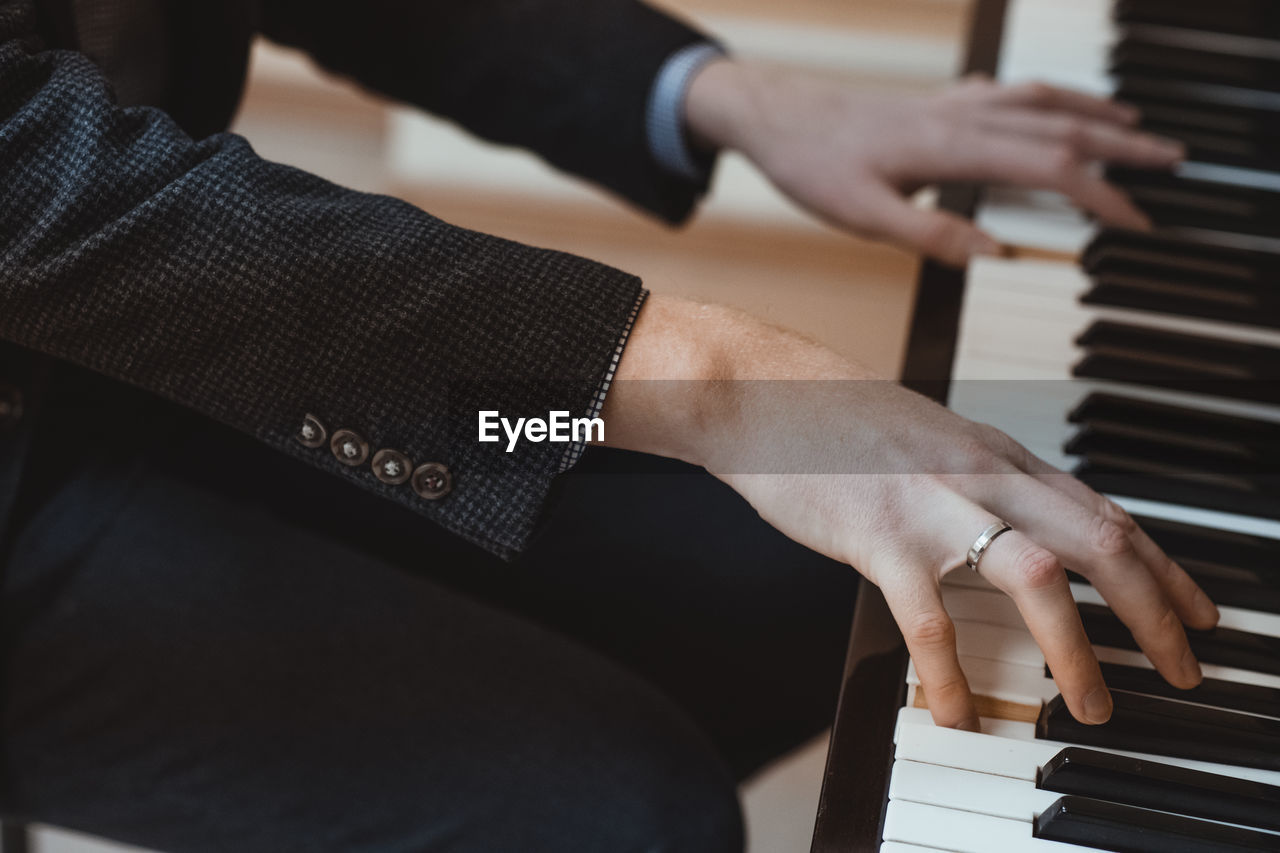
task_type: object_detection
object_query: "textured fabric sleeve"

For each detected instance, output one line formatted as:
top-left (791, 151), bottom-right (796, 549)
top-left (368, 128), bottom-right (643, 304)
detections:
top-left (256, 0), bottom-right (720, 224)
top-left (0, 0), bottom-right (646, 558)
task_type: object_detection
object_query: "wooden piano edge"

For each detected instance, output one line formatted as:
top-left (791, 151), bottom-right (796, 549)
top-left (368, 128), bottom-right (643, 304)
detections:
top-left (810, 1), bottom-right (1011, 850)
top-left (809, 579), bottom-right (910, 853)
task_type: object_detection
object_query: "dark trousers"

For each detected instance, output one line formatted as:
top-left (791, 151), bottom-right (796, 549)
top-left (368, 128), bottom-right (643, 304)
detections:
top-left (0, 363), bottom-right (856, 852)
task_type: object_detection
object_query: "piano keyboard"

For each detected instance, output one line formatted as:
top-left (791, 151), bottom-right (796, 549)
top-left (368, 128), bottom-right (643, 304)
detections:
top-left (881, 0), bottom-right (1280, 849)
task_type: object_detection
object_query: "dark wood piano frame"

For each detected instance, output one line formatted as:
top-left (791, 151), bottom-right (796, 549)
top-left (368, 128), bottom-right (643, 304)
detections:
top-left (808, 1), bottom-right (1011, 849)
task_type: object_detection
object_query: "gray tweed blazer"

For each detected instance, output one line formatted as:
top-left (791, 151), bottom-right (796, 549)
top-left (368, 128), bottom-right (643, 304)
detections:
top-left (0, 0), bottom-right (713, 557)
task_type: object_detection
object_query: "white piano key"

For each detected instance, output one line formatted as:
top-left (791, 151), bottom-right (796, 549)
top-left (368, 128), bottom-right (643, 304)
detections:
top-left (998, 0), bottom-right (1114, 95)
top-left (907, 654), bottom-right (1058, 707)
top-left (895, 714), bottom-right (1056, 780)
top-left (886, 2), bottom-right (1280, 846)
top-left (882, 799), bottom-right (1075, 852)
top-left (1179, 160), bottom-right (1280, 194)
top-left (976, 189), bottom-right (1093, 256)
top-left (954, 619), bottom-right (1046, 668)
top-left (890, 759), bottom-right (1061, 821)
top-left (880, 844), bottom-right (947, 853)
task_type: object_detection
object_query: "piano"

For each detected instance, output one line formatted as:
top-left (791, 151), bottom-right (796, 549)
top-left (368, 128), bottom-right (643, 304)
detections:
top-left (810, 1), bottom-right (1280, 850)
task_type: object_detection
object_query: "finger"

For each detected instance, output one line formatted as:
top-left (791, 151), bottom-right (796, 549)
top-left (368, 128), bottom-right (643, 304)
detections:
top-left (1014, 450), bottom-right (1220, 630)
top-left (978, 110), bottom-right (1185, 168)
top-left (1058, 170), bottom-right (1153, 231)
top-left (974, 471), bottom-right (1203, 690)
top-left (881, 574), bottom-right (980, 731)
top-left (931, 134), bottom-right (1153, 230)
top-left (988, 81), bottom-right (1141, 127)
top-left (970, 525), bottom-right (1112, 725)
top-left (860, 187), bottom-right (1002, 267)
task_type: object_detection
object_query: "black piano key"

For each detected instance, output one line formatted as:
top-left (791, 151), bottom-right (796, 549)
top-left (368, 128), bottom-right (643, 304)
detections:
top-left (1117, 76), bottom-right (1280, 122)
top-left (1066, 430), bottom-right (1280, 514)
top-left (1073, 320), bottom-right (1280, 404)
top-left (1113, 36), bottom-right (1280, 94)
top-left (1065, 394), bottom-right (1280, 519)
top-left (1037, 747), bottom-right (1280, 832)
top-left (1076, 321), bottom-right (1280, 375)
top-left (1082, 275), bottom-right (1275, 328)
top-left (1132, 513), bottom-right (1280, 583)
top-left (1077, 601), bottom-right (1280, 676)
top-left (1075, 512), bottom-right (1280, 615)
top-left (1124, 94), bottom-right (1280, 173)
top-left (1037, 692), bottom-right (1280, 771)
top-left (1065, 426), bottom-right (1280, 486)
top-left (1034, 795), bottom-right (1280, 853)
top-left (1106, 167), bottom-right (1280, 238)
top-left (1079, 234), bottom-right (1279, 322)
top-left (1045, 661), bottom-right (1280, 718)
top-left (1173, 571), bottom-right (1280, 615)
top-left (1075, 457), bottom-right (1280, 520)
top-left (1068, 395), bottom-right (1280, 468)
top-left (1082, 229), bottom-right (1279, 284)
top-left (1071, 355), bottom-right (1280, 404)
top-left (1115, 0), bottom-right (1280, 39)
top-left (1069, 393), bottom-right (1280, 460)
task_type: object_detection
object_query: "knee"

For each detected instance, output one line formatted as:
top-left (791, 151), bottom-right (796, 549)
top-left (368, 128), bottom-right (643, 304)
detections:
top-left (484, 679), bottom-right (744, 853)
top-left (595, 741), bottom-right (744, 853)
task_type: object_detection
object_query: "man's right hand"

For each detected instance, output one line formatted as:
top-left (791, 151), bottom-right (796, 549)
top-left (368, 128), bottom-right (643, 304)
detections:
top-left (601, 294), bottom-right (1219, 732)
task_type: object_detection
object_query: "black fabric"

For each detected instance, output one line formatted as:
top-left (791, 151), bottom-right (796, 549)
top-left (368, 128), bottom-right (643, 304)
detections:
top-left (0, 0), bottom-right (713, 558)
top-left (257, 0), bottom-right (717, 224)
top-left (0, 375), bottom-right (856, 852)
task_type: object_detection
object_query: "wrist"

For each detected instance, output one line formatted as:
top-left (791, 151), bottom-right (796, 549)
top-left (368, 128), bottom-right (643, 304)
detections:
top-left (684, 57), bottom-right (762, 154)
top-left (598, 294), bottom-right (735, 468)
top-left (599, 293), bottom-right (879, 473)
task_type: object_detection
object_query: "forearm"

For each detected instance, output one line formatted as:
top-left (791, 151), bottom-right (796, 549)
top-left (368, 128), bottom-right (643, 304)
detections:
top-left (0, 0), bottom-right (644, 557)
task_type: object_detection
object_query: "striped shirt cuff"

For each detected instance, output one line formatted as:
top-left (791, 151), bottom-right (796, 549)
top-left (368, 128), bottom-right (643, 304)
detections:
top-left (645, 42), bottom-right (726, 182)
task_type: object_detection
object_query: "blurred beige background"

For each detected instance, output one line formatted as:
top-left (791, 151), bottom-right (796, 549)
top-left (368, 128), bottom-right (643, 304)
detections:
top-left (23, 1), bottom-right (972, 851)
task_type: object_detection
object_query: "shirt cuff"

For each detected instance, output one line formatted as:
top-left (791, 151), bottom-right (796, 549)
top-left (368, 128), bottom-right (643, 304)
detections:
top-left (557, 287), bottom-right (650, 473)
top-left (645, 42), bottom-right (726, 182)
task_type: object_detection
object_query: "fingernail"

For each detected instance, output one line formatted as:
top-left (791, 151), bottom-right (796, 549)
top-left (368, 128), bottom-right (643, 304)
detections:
top-left (1084, 687), bottom-right (1113, 724)
top-left (957, 716), bottom-right (982, 733)
top-left (1181, 647), bottom-right (1203, 687)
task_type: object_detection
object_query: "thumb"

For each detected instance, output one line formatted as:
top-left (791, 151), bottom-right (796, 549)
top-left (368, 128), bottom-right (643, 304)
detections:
top-left (869, 189), bottom-right (1003, 267)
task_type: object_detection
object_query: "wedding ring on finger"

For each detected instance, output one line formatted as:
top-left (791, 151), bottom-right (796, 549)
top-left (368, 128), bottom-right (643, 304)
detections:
top-left (966, 520), bottom-right (1013, 576)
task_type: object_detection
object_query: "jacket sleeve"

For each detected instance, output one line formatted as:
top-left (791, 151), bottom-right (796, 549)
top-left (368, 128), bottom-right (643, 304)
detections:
top-left (256, 0), bottom-right (718, 224)
top-left (0, 0), bottom-right (647, 558)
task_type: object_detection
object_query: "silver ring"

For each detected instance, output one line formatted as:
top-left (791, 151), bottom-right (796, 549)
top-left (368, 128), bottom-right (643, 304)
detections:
top-left (966, 521), bottom-right (1013, 575)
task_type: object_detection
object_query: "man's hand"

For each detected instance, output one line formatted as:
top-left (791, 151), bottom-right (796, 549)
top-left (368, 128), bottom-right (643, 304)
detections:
top-left (684, 61), bottom-right (1185, 266)
top-left (602, 295), bottom-right (1220, 731)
